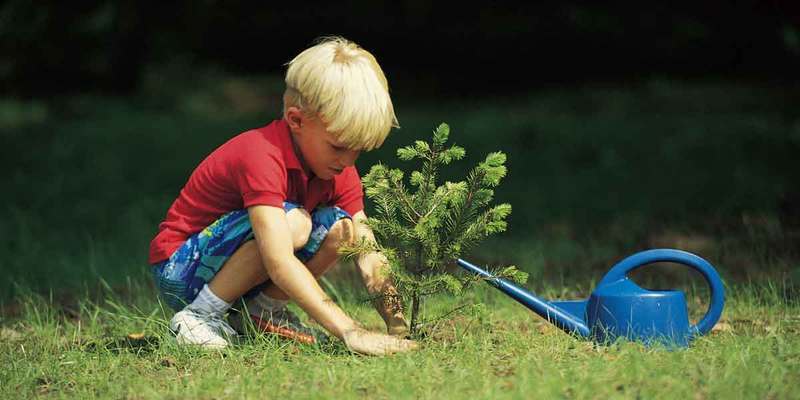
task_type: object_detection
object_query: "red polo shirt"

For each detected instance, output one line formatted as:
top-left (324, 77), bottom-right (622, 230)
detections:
top-left (148, 119), bottom-right (364, 264)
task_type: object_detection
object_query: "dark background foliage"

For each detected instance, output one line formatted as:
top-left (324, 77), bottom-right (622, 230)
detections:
top-left (2, 1), bottom-right (799, 97)
top-left (2, 1), bottom-right (799, 297)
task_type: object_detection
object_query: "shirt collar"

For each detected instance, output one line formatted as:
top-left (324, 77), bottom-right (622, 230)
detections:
top-left (276, 119), bottom-right (303, 171)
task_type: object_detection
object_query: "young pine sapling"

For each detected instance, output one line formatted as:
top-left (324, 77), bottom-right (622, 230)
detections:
top-left (342, 123), bottom-right (527, 336)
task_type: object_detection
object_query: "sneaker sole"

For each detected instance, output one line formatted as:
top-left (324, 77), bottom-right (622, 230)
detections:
top-left (251, 315), bottom-right (317, 345)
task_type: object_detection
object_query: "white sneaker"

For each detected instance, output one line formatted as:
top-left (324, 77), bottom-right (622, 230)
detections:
top-left (169, 308), bottom-right (237, 349)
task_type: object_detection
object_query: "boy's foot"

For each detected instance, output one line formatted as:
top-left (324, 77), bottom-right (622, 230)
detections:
top-left (230, 307), bottom-right (329, 345)
top-left (170, 308), bottom-right (237, 349)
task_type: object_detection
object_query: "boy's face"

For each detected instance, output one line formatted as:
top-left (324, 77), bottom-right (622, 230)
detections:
top-left (285, 107), bottom-right (361, 180)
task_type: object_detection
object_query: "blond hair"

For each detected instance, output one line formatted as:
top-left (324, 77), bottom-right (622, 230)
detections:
top-left (284, 36), bottom-right (399, 151)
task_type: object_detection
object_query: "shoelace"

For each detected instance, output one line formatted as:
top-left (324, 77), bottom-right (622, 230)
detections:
top-left (195, 310), bottom-right (237, 337)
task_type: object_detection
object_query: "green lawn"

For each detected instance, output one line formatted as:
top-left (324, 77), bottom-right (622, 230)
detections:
top-left (1, 76), bottom-right (798, 398)
top-left (1, 280), bottom-right (797, 399)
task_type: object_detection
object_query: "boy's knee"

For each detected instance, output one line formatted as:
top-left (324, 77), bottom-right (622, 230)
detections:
top-left (286, 208), bottom-right (312, 250)
top-left (326, 218), bottom-right (355, 248)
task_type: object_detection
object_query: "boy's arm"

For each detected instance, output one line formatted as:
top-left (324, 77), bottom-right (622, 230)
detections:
top-left (351, 210), bottom-right (410, 336)
top-left (248, 205), bottom-right (416, 355)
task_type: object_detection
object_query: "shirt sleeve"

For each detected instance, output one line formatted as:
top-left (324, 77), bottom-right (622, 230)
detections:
top-left (333, 166), bottom-right (364, 216)
top-left (232, 147), bottom-right (287, 209)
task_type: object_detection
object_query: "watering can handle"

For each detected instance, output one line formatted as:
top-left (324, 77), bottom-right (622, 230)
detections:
top-left (598, 249), bottom-right (725, 336)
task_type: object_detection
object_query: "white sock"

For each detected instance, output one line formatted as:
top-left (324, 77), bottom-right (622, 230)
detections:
top-left (245, 293), bottom-right (287, 317)
top-left (187, 284), bottom-right (232, 316)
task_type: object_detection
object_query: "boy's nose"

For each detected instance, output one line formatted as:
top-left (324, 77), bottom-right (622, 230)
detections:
top-left (340, 149), bottom-right (360, 166)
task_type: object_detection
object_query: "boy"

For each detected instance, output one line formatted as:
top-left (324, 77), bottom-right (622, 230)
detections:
top-left (149, 37), bottom-right (417, 356)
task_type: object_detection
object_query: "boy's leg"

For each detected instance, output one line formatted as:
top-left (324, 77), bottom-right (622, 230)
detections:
top-left (237, 206), bottom-right (354, 343)
top-left (260, 216), bottom-right (354, 300)
top-left (207, 207), bottom-right (312, 302)
top-left (157, 206), bottom-right (311, 348)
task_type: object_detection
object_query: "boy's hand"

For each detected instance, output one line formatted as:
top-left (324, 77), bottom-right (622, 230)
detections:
top-left (372, 287), bottom-right (409, 336)
top-left (387, 320), bottom-right (409, 336)
top-left (383, 312), bottom-right (410, 336)
top-left (342, 327), bottom-right (418, 356)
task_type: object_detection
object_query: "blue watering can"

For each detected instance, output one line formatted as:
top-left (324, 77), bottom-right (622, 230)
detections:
top-left (457, 249), bottom-right (725, 347)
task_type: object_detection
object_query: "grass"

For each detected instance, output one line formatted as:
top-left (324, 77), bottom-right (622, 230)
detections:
top-left (2, 73), bottom-right (799, 398)
top-left (1, 279), bottom-right (798, 399)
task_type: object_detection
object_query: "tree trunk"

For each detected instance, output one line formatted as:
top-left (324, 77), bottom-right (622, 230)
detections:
top-left (409, 294), bottom-right (421, 336)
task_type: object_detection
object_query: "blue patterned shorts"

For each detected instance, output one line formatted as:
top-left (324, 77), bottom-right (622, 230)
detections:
top-left (152, 202), bottom-right (351, 311)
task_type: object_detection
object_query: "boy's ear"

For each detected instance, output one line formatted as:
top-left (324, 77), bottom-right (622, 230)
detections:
top-left (285, 106), bottom-right (303, 130)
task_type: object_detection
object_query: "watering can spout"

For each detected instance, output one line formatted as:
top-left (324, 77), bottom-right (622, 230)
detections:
top-left (456, 259), bottom-right (591, 337)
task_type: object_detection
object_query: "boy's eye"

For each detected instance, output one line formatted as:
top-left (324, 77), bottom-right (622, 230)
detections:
top-left (332, 144), bottom-right (347, 151)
